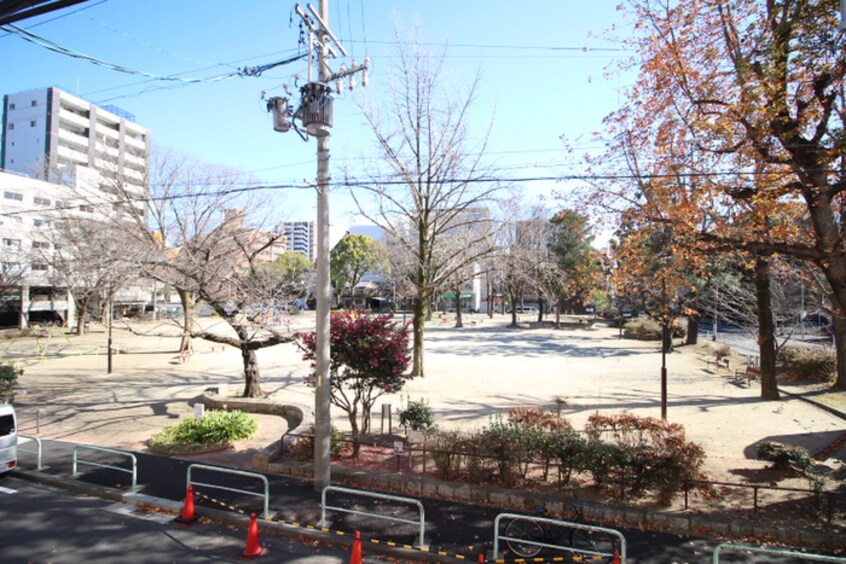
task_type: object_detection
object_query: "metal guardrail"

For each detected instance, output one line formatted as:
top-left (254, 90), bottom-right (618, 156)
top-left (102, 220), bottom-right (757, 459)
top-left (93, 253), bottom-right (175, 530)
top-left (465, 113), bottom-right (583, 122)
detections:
top-left (493, 512), bottom-right (626, 562)
top-left (320, 485), bottom-right (427, 548)
top-left (17, 434), bottom-right (43, 470)
top-left (713, 543), bottom-right (846, 562)
top-left (72, 445), bottom-right (137, 489)
top-left (186, 463), bottom-right (270, 518)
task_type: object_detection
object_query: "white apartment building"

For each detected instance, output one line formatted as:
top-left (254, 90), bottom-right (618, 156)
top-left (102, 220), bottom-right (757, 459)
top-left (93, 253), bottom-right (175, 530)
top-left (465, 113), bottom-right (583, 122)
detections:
top-left (0, 171), bottom-right (77, 327)
top-left (0, 87), bottom-right (153, 328)
top-left (1, 87), bottom-right (149, 197)
top-left (282, 221), bottom-right (315, 262)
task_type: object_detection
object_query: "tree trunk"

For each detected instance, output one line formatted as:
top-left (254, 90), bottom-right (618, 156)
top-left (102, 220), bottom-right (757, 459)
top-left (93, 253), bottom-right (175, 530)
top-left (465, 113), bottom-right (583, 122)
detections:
top-left (454, 284), bottom-right (464, 328)
top-left (411, 296), bottom-right (426, 377)
top-left (686, 314), bottom-right (699, 345)
top-left (754, 258), bottom-right (780, 400)
top-left (832, 312), bottom-right (846, 390)
top-left (75, 296), bottom-right (89, 336)
top-left (241, 344), bottom-right (262, 397)
top-left (177, 288), bottom-right (195, 355)
top-left (349, 407), bottom-right (361, 458)
top-left (487, 280), bottom-right (494, 319)
top-left (537, 297), bottom-right (544, 323)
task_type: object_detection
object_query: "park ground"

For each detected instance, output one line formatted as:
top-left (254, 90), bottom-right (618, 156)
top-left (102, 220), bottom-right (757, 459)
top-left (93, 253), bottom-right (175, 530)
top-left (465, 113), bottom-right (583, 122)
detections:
top-left (4, 312), bottom-right (846, 501)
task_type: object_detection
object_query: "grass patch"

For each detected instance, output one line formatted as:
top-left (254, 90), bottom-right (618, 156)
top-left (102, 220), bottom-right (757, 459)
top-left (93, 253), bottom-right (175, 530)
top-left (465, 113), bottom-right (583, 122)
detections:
top-left (148, 410), bottom-right (257, 454)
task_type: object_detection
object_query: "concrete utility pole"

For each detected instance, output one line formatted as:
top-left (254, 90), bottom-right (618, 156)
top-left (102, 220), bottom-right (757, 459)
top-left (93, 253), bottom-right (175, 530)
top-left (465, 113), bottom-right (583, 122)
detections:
top-left (314, 0), bottom-right (333, 494)
top-left (273, 1), bottom-right (369, 492)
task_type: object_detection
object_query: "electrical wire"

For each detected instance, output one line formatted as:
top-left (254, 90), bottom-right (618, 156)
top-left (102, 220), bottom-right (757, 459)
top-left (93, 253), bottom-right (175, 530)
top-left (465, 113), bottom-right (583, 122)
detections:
top-left (2, 23), bottom-right (306, 83)
top-left (1, 166), bottom-right (837, 220)
top-left (0, 0), bottom-right (107, 40)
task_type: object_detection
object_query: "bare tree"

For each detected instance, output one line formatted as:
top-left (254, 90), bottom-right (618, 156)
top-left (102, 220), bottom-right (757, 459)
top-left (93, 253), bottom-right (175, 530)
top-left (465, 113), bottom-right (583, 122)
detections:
top-left (350, 31), bottom-right (502, 376)
top-left (47, 216), bottom-right (136, 335)
top-left (109, 148), bottom-right (298, 397)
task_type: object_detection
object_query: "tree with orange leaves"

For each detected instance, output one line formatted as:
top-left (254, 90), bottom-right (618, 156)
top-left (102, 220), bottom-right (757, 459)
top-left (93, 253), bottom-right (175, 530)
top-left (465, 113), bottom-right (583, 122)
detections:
top-left (591, 0), bottom-right (846, 390)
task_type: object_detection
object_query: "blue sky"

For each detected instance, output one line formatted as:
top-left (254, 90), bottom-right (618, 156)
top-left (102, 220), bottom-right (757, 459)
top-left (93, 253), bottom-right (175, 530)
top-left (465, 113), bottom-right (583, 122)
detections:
top-left (2, 0), bottom-right (636, 242)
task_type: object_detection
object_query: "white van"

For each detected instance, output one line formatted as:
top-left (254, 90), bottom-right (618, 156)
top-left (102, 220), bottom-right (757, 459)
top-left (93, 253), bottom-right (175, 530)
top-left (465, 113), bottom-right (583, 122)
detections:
top-left (0, 404), bottom-right (17, 475)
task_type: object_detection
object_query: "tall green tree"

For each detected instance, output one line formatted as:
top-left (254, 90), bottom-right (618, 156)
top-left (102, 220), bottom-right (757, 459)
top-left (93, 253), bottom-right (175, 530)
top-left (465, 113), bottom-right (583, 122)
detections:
top-left (547, 209), bottom-right (602, 317)
top-left (257, 251), bottom-right (313, 302)
top-left (329, 234), bottom-right (386, 307)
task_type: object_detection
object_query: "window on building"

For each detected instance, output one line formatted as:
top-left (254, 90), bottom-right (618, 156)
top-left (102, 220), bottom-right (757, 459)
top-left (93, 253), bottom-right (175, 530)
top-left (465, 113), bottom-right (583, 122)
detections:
top-left (55, 200), bottom-right (69, 209)
top-left (32, 241), bottom-right (50, 249)
top-left (30, 120), bottom-right (36, 127)
top-left (31, 100), bottom-right (37, 107)
top-left (7, 123), bottom-right (13, 131)
top-left (80, 205), bottom-right (94, 213)
top-left (31, 263), bottom-right (49, 271)
top-left (4, 191), bottom-right (23, 201)
top-left (33, 219), bottom-right (49, 228)
top-left (33, 196), bottom-right (51, 206)
top-left (8, 103), bottom-right (14, 110)
top-left (2, 239), bottom-right (21, 248)
top-left (2, 262), bottom-right (21, 271)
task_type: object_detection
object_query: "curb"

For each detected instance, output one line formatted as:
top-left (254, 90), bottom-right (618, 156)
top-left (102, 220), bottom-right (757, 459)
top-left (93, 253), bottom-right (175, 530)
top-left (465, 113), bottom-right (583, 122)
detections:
top-left (263, 460), bottom-right (845, 550)
top-left (780, 387), bottom-right (846, 423)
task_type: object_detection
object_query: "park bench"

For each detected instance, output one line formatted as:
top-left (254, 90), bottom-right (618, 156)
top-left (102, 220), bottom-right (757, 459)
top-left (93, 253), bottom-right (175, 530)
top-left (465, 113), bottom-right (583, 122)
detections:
top-left (735, 365), bottom-right (761, 386)
top-left (705, 356), bottom-right (730, 371)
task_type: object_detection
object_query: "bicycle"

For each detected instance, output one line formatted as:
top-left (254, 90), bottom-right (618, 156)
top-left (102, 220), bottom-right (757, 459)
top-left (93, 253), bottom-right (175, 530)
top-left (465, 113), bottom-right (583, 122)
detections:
top-left (504, 504), bottom-right (619, 561)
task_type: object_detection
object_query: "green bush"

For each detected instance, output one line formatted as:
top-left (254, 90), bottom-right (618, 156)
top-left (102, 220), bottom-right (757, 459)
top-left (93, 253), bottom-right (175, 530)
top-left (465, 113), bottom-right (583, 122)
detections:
top-left (398, 397), bottom-right (437, 435)
top-left (0, 363), bottom-right (21, 398)
top-left (149, 410), bottom-right (257, 453)
top-left (290, 424), bottom-right (344, 461)
top-left (585, 413), bottom-right (706, 504)
top-left (756, 441), bottom-right (811, 472)
top-left (777, 346), bottom-right (835, 383)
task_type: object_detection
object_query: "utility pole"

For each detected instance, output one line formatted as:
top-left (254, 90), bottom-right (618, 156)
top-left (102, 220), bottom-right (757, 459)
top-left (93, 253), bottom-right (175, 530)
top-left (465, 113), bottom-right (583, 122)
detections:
top-left (271, 1), bottom-right (369, 492)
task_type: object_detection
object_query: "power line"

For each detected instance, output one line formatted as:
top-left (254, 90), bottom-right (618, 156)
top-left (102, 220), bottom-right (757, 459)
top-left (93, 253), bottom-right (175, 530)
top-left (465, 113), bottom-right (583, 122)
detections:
top-left (2, 23), bottom-right (307, 84)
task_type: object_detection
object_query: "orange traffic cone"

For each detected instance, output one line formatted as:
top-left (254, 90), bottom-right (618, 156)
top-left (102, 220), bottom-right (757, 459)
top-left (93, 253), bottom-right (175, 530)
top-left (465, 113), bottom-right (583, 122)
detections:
top-left (173, 484), bottom-right (198, 525)
top-left (349, 530), bottom-right (362, 564)
top-left (612, 547), bottom-right (622, 564)
top-left (477, 553), bottom-right (486, 563)
top-left (239, 513), bottom-right (267, 559)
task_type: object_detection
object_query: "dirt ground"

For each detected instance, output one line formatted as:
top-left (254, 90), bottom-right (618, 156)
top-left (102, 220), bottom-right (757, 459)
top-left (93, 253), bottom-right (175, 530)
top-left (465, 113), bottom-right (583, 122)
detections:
top-left (4, 314), bottom-right (845, 500)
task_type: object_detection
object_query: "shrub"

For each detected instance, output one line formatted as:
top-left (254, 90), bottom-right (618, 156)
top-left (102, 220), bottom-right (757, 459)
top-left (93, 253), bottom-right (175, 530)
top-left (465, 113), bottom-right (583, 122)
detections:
top-left (585, 413), bottom-right (706, 504)
top-left (290, 424), bottom-right (344, 461)
top-left (623, 318), bottom-right (685, 340)
top-left (398, 397), bottom-right (437, 435)
top-left (149, 410), bottom-right (257, 453)
top-left (777, 346), bottom-right (835, 383)
top-left (756, 441), bottom-right (811, 472)
top-left (0, 363), bottom-right (21, 398)
top-left (429, 430), bottom-right (466, 480)
top-left (713, 344), bottom-right (732, 359)
top-left (544, 427), bottom-right (587, 486)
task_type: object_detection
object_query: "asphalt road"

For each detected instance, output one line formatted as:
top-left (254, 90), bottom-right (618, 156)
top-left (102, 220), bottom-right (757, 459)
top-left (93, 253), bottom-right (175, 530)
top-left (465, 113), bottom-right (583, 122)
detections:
top-left (0, 474), bottom-right (356, 563)
top-left (11, 439), bottom-right (841, 563)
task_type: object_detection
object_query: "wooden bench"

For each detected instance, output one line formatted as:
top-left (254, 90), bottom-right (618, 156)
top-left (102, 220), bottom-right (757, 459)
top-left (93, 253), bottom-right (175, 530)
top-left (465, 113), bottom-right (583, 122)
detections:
top-left (705, 356), bottom-right (730, 371)
top-left (735, 365), bottom-right (761, 386)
